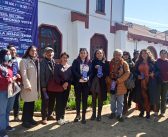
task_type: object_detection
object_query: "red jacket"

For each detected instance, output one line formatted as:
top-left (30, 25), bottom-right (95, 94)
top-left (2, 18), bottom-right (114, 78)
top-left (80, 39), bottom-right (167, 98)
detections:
top-left (0, 67), bottom-right (13, 91)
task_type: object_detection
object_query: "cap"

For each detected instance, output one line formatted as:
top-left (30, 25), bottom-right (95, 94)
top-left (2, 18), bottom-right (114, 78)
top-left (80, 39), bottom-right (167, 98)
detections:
top-left (44, 47), bottom-right (54, 52)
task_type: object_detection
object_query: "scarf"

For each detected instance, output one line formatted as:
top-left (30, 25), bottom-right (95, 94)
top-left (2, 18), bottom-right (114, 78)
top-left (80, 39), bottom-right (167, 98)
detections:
top-left (109, 58), bottom-right (124, 80)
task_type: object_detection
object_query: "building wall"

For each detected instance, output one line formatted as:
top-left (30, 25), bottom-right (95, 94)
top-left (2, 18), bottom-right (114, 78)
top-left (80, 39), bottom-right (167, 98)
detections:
top-left (39, 0), bottom-right (86, 13)
top-left (38, 0), bottom-right (126, 63)
top-left (126, 40), bottom-right (168, 58)
top-left (112, 0), bottom-right (124, 24)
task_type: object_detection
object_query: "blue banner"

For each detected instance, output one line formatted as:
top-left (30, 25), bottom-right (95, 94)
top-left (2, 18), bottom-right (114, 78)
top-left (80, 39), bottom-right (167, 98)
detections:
top-left (0, 0), bottom-right (38, 56)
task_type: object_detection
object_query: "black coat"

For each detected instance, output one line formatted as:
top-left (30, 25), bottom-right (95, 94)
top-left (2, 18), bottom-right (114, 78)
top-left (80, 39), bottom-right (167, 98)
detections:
top-left (71, 58), bottom-right (92, 86)
top-left (40, 58), bottom-right (55, 89)
top-left (90, 59), bottom-right (109, 101)
top-left (134, 61), bottom-right (160, 106)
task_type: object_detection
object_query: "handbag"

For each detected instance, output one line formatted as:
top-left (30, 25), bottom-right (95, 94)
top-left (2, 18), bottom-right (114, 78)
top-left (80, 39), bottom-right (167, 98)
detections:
top-left (47, 79), bottom-right (64, 92)
top-left (8, 82), bottom-right (21, 98)
top-left (124, 73), bottom-right (135, 90)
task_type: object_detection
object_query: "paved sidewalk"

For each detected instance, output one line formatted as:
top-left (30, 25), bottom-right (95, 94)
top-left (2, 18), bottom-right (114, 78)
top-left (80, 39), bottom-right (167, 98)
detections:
top-left (9, 105), bottom-right (168, 137)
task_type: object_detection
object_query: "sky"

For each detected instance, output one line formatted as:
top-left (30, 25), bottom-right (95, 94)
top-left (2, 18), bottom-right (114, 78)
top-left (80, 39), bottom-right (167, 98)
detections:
top-left (125, 0), bottom-right (168, 32)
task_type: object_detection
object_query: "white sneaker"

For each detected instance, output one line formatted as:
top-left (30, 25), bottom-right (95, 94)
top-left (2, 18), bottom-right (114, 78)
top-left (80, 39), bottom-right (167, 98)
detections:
top-left (61, 119), bottom-right (69, 124)
top-left (57, 119), bottom-right (65, 125)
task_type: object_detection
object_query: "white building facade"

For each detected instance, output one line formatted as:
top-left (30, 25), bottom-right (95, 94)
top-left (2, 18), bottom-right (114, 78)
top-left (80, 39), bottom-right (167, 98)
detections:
top-left (125, 23), bottom-right (168, 59)
top-left (38, 0), bottom-right (128, 62)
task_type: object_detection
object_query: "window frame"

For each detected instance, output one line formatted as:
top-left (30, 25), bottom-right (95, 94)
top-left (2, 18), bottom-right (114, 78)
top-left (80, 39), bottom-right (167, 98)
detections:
top-left (38, 24), bottom-right (62, 59)
top-left (96, 0), bottom-right (105, 15)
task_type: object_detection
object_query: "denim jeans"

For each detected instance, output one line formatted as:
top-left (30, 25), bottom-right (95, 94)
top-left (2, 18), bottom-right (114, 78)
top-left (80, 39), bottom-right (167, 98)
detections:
top-left (110, 94), bottom-right (124, 117)
top-left (0, 91), bottom-right (15, 135)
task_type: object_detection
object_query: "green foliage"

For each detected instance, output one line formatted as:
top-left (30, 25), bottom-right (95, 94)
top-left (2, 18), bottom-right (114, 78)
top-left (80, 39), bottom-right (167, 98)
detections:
top-left (19, 86), bottom-right (111, 111)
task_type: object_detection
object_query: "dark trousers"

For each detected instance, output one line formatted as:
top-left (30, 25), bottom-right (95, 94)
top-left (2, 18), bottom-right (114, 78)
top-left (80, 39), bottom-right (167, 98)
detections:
top-left (92, 91), bottom-right (103, 117)
top-left (74, 83), bottom-right (89, 115)
top-left (47, 92), bottom-right (56, 117)
top-left (22, 102), bottom-right (34, 123)
top-left (159, 82), bottom-right (168, 114)
top-left (41, 91), bottom-right (49, 120)
top-left (13, 93), bottom-right (20, 117)
top-left (62, 89), bottom-right (70, 118)
top-left (123, 90), bottom-right (133, 113)
top-left (55, 92), bottom-right (64, 121)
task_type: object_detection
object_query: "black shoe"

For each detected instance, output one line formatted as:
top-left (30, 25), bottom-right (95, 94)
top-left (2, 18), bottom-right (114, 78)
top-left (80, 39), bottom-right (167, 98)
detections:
top-left (117, 115), bottom-right (124, 122)
top-left (138, 111), bottom-right (144, 117)
top-left (31, 120), bottom-right (38, 125)
top-left (74, 115), bottom-right (81, 122)
top-left (96, 115), bottom-right (101, 121)
top-left (81, 119), bottom-right (86, 124)
top-left (22, 122), bottom-right (32, 128)
top-left (90, 114), bottom-right (96, 120)
top-left (109, 113), bottom-right (116, 119)
top-left (146, 113), bottom-right (150, 119)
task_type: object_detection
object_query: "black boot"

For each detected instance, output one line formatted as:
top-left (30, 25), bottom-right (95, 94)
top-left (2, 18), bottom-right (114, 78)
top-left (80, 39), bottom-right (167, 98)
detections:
top-left (91, 98), bottom-right (96, 120)
top-left (81, 113), bottom-right (86, 124)
top-left (146, 112), bottom-right (150, 119)
top-left (74, 113), bottom-right (81, 122)
top-left (138, 111), bottom-right (144, 117)
top-left (97, 102), bottom-right (102, 122)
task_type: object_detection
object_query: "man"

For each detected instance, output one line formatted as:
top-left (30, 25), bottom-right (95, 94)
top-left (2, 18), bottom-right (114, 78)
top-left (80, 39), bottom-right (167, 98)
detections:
top-left (156, 49), bottom-right (168, 117)
top-left (7, 45), bottom-right (21, 122)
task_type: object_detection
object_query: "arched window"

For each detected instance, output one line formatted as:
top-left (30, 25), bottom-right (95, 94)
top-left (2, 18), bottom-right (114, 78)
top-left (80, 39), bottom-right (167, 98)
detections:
top-left (90, 34), bottom-right (108, 59)
top-left (39, 24), bottom-right (62, 59)
top-left (96, 0), bottom-right (105, 13)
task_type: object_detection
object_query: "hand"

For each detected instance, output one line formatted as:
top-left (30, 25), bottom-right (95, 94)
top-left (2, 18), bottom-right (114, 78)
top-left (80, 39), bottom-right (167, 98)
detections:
top-left (149, 72), bottom-right (154, 78)
top-left (42, 88), bottom-right (47, 92)
top-left (63, 82), bottom-right (68, 90)
top-left (43, 91), bottom-right (49, 100)
top-left (138, 75), bottom-right (143, 80)
top-left (25, 87), bottom-right (31, 92)
top-left (12, 76), bottom-right (17, 81)
top-left (95, 65), bottom-right (100, 69)
top-left (16, 74), bottom-right (21, 79)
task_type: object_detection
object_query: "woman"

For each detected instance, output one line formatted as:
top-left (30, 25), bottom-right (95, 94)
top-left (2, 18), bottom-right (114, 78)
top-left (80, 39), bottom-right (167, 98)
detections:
top-left (90, 49), bottom-right (109, 121)
top-left (20, 46), bottom-right (40, 128)
top-left (134, 49), bottom-right (160, 119)
top-left (107, 49), bottom-right (130, 122)
top-left (40, 47), bottom-right (55, 125)
top-left (0, 49), bottom-right (17, 137)
top-left (122, 51), bottom-right (135, 114)
top-left (54, 52), bottom-right (72, 125)
top-left (72, 48), bottom-right (91, 124)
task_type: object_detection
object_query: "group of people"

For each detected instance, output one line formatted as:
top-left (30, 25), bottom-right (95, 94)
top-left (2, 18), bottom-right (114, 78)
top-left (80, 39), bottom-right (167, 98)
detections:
top-left (0, 45), bottom-right (168, 137)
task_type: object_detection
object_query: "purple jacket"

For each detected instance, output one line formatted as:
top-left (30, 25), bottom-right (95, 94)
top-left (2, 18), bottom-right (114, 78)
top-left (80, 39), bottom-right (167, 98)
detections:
top-left (156, 58), bottom-right (168, 82)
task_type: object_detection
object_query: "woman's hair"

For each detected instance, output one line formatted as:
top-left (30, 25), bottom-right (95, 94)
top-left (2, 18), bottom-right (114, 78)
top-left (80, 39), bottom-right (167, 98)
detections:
top-left (94, 49), bottom-right (106, 61)
top-left (77, 48), bottom-right (89, 63)
top-left (113, 49), bottom-right (123, 57)
top-left (0, 48), bottom-right (9, 64)
top-left (22, 45), bottom-right (37, 59)
top-left (60, 52), bottom-right (69, 58)
top-left (123, 51), bottom-right (132, 62)
top-left (136, 49), bottom-right (155, 64)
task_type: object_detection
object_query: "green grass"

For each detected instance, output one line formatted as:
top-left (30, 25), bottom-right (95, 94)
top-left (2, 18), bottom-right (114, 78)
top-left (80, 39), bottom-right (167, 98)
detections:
top-left (20, 86), bottom-right (111, 112)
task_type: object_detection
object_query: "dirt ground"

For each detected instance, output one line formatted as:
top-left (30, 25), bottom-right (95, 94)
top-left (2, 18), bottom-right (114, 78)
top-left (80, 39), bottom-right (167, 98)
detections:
top-left (9, 104), bottom-right (168, 137)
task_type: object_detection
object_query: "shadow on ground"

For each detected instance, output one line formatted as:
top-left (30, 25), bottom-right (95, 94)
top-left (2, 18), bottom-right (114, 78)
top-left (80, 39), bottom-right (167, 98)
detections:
top-left (9, 107), bottom-right (168, 137)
